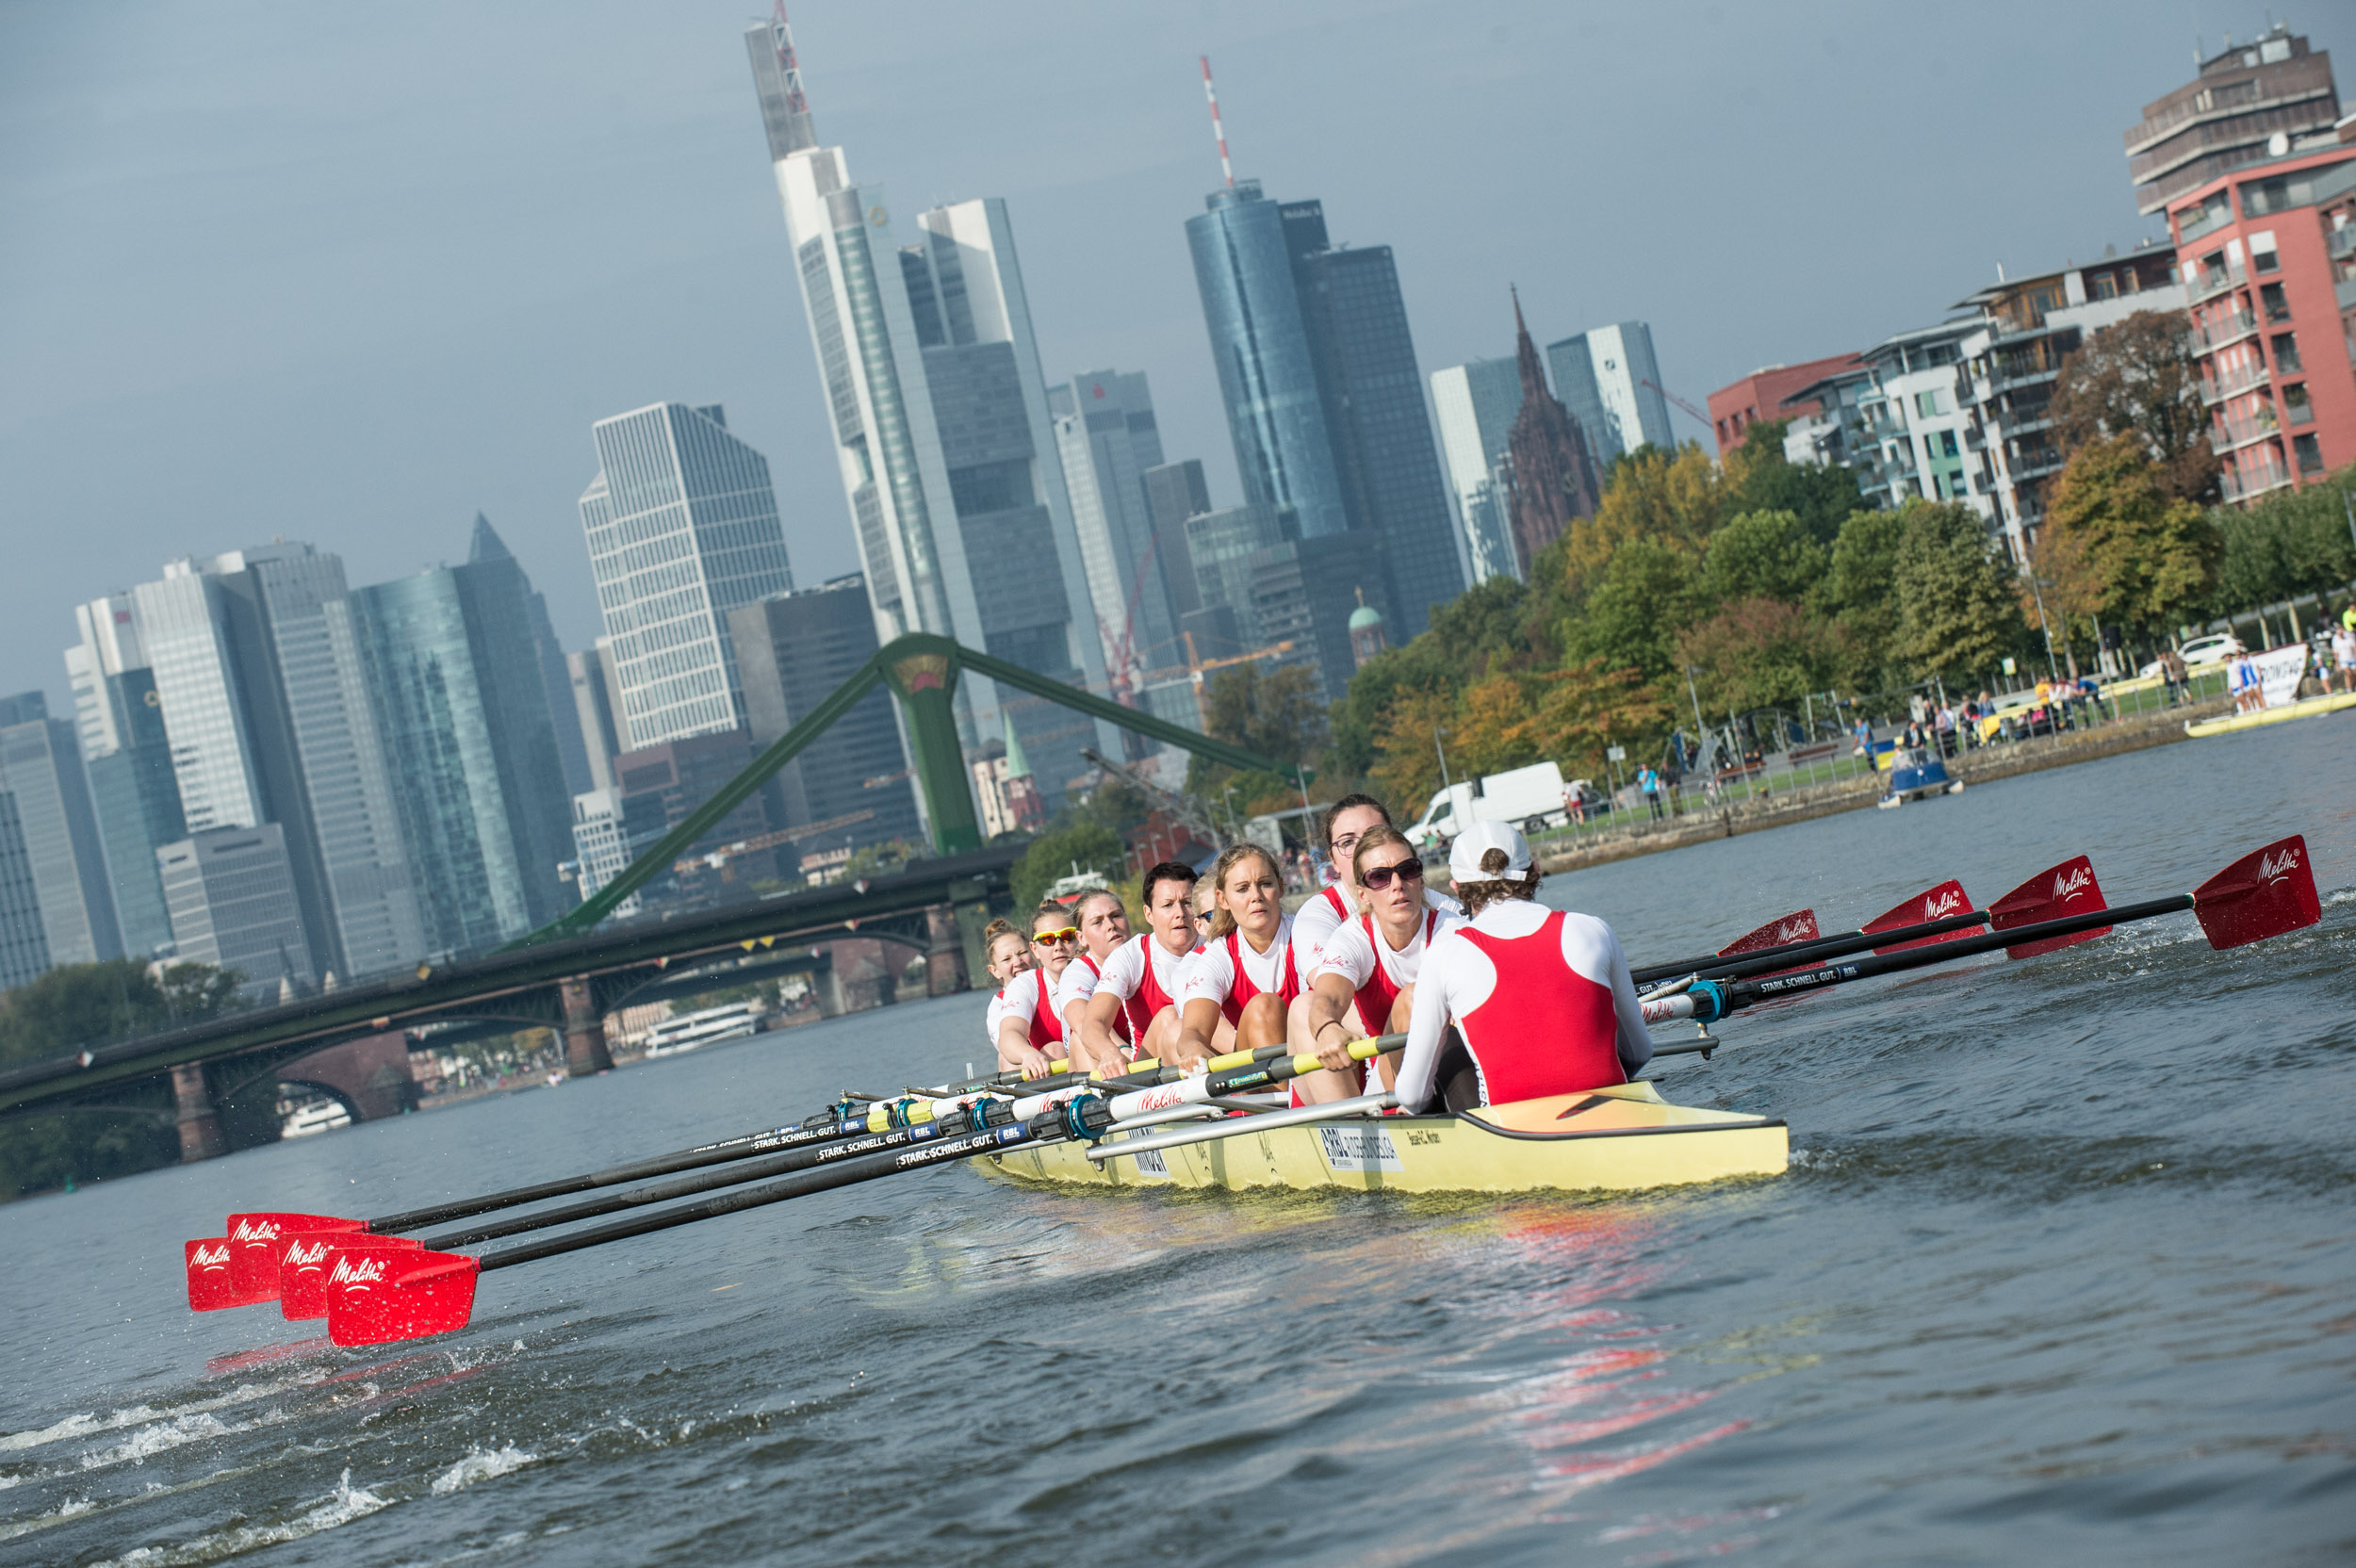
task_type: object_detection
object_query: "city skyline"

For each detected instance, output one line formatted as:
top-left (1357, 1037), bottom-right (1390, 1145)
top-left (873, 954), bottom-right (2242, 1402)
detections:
top-left (9, 0), bottom-right (2338, 712)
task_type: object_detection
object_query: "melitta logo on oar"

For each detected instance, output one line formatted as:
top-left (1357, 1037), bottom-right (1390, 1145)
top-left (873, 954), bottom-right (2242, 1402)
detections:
top-left (283, 1237), bottom-right (335, 1270)
top-left (191, 1242), bottom-right (229, 1268)
top-left (2258, 844), bottom-right (2301, 885)
top-left (2053, 865), bottom-right (2094, 900)
top-left (328, 1252), bottom-right (390, 1288)
top-left (1924, 889), bottom-right (1965, 920)
top-left (1990, 856), bottom-right (2110, 959)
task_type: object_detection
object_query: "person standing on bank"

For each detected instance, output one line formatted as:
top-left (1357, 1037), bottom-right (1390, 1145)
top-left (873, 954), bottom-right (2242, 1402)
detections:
top-left (1393, 822), bottom-right (1653, 1115)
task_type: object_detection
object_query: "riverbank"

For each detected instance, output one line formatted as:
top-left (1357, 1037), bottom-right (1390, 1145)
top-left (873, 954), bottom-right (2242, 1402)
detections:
top-left (1538, 690), bottom-right (2233, 874)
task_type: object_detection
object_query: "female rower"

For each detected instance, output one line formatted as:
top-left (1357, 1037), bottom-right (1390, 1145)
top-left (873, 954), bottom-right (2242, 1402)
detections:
top-left (1286, 795), bottom-right (1461, 1059)
top-left (1297, 825), bottom-right (1456, 1103)
top-left (979, 918), bottom-right (1048, 1081)
top-left (1394, 821), bottom-right (1652, 1114)
top-left (1052, 888), bottom-right (1134, 1071)
top-left (993, 903), bottom-right (1078, 1078)
top-left (1171, 843), bottom-right (1298, 1068)
top-left (1078, 862), bottom-right (1201, 1070)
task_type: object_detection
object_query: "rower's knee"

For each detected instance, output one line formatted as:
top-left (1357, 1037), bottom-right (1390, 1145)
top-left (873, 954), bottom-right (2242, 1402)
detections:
top-left (1237, 993), bottom-right (1286, 1050)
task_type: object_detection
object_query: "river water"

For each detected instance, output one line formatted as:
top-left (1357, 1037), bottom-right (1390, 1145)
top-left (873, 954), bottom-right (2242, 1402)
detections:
top-left (5, 719), bottom-right (2352, 1566)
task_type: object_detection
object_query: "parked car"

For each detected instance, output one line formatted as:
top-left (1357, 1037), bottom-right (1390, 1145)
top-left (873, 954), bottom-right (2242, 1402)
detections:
top-left (2137, 633), bottom-right (2244, 679)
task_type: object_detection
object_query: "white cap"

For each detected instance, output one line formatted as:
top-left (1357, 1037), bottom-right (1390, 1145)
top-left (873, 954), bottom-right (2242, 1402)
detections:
top-left (1448, 820), bottom-right (1533, 884)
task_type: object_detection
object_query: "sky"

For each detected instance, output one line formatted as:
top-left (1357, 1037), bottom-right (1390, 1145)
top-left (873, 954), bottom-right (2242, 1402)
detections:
top-left (3, 0), bottom-right (2348, 711)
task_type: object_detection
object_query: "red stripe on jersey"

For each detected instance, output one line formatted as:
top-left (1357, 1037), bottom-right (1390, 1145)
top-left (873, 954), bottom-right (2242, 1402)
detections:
top-left (1455, 911), bottom-right (1624, 1103)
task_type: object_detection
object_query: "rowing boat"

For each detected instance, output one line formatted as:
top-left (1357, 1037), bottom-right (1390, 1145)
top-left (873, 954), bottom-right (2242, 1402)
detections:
top-left (979, 1081), bottom-right (1786, 1196)
top-left (2184, 688), bottom-right (2356, 738)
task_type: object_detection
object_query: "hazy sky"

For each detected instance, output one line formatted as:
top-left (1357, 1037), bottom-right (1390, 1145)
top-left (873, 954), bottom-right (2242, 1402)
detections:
top-left (4, 1), bottom-right (2347, 710)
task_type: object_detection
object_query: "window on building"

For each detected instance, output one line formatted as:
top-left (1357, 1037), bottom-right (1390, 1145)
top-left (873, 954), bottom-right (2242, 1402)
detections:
top-left (1914, 389), bottom-right (1945, 417)
top-left (2251, 242), bottom-right (2280, 275)
top-left (1934, 430), bottom-right (1960, 459)
top-left (2293, 433), bottom-right (2323, 475)
top-left (2282, 383), bottom-right (2313, 425)
top-left (2090, 272), bottom-right (2117, 300)
top-left (2260, 282), bottom-right (2290, 322)
top-left (2271, 332), bottom-right (2301, 374)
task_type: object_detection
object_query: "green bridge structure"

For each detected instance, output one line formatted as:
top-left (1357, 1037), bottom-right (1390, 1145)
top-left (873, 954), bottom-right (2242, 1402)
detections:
top-left (0, 634), bottom-right (1281, 1163)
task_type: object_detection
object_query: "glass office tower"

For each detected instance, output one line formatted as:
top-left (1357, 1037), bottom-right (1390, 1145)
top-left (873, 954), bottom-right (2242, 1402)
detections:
top-left (1431, 357), bottom-right (1528, 585)
top-left (1546, 322), bottom-right (1675, 465)
top-left (1049, 369), bottom-right (1179, 682)
top-left (0, 692), bottom-right (121, 970)
top-left (579, 402), bottom-right (794, 750)
top-left (66, 595), bottom-right (188, 957)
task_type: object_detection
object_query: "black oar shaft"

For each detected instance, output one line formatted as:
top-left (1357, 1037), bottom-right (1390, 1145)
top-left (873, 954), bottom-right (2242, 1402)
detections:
top-left (1690, 911), bottom-right (1991, 984)
top-left (477, 1102), bottom-right (1109, 1273)
top-left (1729, 894), bottom-right (2190, 1006)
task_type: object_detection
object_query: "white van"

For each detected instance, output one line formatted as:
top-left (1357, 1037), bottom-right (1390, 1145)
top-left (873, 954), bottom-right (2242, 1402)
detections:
top-left (1406, 761), bottom-right (1568, 848)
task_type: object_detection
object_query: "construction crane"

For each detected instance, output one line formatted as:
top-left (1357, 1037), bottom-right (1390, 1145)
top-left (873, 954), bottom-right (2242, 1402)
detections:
top-left (1641, 377), bottom-right (1714, 435)
top-left (674, 808), bottom-right (877, 876)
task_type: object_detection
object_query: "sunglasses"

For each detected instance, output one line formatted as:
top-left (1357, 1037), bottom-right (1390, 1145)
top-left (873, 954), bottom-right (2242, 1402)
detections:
top-left (1031, 926), bottom-right (1078, 944)
top-left (1361, 857), bottom-right (1423, 890)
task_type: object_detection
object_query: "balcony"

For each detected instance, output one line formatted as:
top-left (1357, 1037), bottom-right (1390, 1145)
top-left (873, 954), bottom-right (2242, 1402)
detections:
top-left (2192, 307), bottom-right (2259, 353)
top-left (2330, 224), bottom-right (2356, 262)
top-left (2186, 262), bottom-right (2248, 304)
top-left (2219, 450), bottom-right (2292, 503)
top-left (2210, 409), bottom-right (2282, 456)
top-left (2201, 361), bottom-right (2272, 405)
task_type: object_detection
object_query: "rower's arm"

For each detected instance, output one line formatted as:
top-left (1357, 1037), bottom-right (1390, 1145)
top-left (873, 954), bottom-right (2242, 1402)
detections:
top-left (995, 1014), bottom-right (1051, 1079)
top-left (1171, 997), bottom-right (1223, 1068)
top-left (1392, 943), bottom-right (1460, 1114)
top-left (1078, 988), bottom-right (1127, 1072)
top-left (1306, 972), bottom-right (1358, 1070)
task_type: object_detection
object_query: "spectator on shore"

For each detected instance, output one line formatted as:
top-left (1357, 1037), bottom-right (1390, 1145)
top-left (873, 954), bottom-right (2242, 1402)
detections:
top-left (2332, 622), bottom-right (2356, 695)
top-left (1934, 702), bottom-right (1957, 757)
top-left (2160, 647), bottom-right (2185, 705)
top-left (1639, 765), bottom-right (1663, 820)
top-left (1852, 716), bottom-right (1873, 756)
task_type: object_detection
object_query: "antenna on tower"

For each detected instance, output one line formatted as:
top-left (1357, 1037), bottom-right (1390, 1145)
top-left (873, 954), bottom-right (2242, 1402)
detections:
top-left (771, 0), bottom-right (809, 117)
top-left (1200, 56), bottom-right (1235, 188)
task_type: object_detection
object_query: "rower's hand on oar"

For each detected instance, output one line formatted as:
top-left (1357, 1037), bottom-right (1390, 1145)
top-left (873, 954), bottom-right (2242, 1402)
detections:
top-left (1313, 1022), bottom-right (1356, 1073)
top-left (1011, 1044), bottom-right (1055, 1081)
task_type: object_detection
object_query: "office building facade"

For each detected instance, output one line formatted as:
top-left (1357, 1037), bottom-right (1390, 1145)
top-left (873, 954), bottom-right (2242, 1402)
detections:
top-left (157, 825), bottom-right (315, 1001)
top-left (728, 574), bottom-right (924, 863)
top-left (1049, 370), bottom-right (1180, 685)
top-left (1140, 459), bottom-right (1212, 629)
top-left (472, 514), bottom-right (595, 799)
top-left (1431, 356), bottom-right (1526, 584)
top-left (744, 16), bottom-right (1116, 804)
top-left (580, 401), bottom-right (794, 750)
top-left (1546, 322), bottom-right (1675, 466)
top-left (567, 645), bottom-right (626, 797)
top-left (2125, 25), bottom-right (2341, 216)
top-left (1246, 538), bottom-right (1391, 705)
top-left (66, 595), bottom-right (188, 958)
top-left (0, 693), bottom-right (120, 972)
top-left (1707, 353), bottom-right (1867, 457)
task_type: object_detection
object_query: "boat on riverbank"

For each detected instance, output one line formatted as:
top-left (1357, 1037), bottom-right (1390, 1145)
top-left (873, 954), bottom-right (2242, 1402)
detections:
top-left (2184, 688), bottom-right (2356, 738)
top-left (981, 1081), bottom-right (1787, 1196)
top-left (1875, 745), bottom-right (1964, 809)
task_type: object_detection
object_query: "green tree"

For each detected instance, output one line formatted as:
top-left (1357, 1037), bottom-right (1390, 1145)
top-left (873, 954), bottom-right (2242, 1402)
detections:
top-left (1201, 661), bottom-right (1328, 767)
top-left (837, 838), bottom-right (925, 881)
top-left (2049, 312), bottom-right (2215, 502)
top-left (1564, 534), bottom-right (1710, 679)
top-left (1823, 508), bottom-right (1907, 685)
top-left (1010, 820), bottom-right (1125, 913)
top-left (1674, 598), bottom-right (1843, 715)
top-left (1704, 509), bottom-right (1828, 605)
top-left (1723, 418), bottom-right (1865, 543)
top-left (1890, 500), bottom-right (2032, 684)
top-left (2211, 467), bottom-right (2356, 618)
top-left (1327, 634), bottom-right (1463, 780)
top-left (1423, 573), bottom-right (1535, 672)
top-left (2038, 433), bottom-right (2219, 638)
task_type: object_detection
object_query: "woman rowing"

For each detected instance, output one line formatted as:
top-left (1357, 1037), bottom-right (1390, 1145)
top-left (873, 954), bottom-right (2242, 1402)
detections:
top-left (1077, 861), bottom-right (1201, 1071)
top-left (1296, 824), bottom-right (1456, 1103)
top-left (993, 903), bottom-right (1080, 1078)
top-left (1394, 821), bottom-right (1652, 1113)
top-left (1051, 888), bottom-right (1133, 1070)
top-left (1170, 843), bottom-right (1298, 1069)
top-left (980, 919), bottom-right (1051, 1079)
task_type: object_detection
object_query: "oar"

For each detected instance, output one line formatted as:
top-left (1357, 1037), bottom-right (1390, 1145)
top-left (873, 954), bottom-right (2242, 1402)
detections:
top-left (1088, 1087), bottom-right (1399, 1166)
top-left (319, 1096), bottom-right (1117, 1348)
top-left (188, 1090), bottom-right (1010, 1312)
top-left (1656, 836), bottom-right (2318, 1026)
top-left (270, 1098), bottom-right (1023, 1320)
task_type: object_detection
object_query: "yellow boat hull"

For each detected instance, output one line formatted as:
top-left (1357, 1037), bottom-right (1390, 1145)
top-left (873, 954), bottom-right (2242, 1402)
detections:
top-left (2184, 689), bottom-right (2356, 738)
top-left (980, 1082), bottom-right (1787, 1196)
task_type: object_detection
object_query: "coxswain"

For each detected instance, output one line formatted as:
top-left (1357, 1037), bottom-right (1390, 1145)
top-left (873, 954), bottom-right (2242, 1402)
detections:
top-left (980, 919), bottom-right (1051, 1079)
top-left (1171, 843), bottom-right (1298, 1068)
top-left (1297, 825), bottom-right (1455, 1104)
top-left (1078, 861), bottom-right (1201, 1070)
top-left (1394, 822), bottom-right (1651, 1114)
top-left (993, 904), bottom-right (1079, 1078)
top-left (1053, 888), bottom-right (1134, 1071)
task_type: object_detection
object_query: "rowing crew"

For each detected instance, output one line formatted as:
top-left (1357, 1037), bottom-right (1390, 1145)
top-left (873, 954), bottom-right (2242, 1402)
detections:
top-left (980, 793), bottom-right (1657, 1116)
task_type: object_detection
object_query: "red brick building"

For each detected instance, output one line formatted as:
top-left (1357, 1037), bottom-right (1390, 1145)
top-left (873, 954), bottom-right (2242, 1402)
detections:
top-left (2167, 143), bottom-right (2356, 501)
top-left (1707, 353), bottom-right (1865, 456)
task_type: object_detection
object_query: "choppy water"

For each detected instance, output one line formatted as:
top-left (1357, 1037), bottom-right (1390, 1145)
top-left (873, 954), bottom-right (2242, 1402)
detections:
top-left (6, 719), bottom-right (2353, 1566)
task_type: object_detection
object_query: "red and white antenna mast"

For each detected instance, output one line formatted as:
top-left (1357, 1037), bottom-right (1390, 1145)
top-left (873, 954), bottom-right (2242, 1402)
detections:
top-left (1200, 56), bottom-right (1235, 188)
top-left (771, 1), bottom-right (809, 117)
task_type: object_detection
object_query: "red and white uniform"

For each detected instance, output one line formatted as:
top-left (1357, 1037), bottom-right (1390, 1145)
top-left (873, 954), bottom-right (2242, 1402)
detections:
top-left (1090, 932), bottom-right (1194, 1049)
top-left (1311, 906), bottom-right (1456, 1035)
top-left (1178, 917), bottom-right (1301, 1025)
top-left (1289, 883), bottom-right (1358, 976)
top-left (1395, 902), bottom-right (1651, 1114)
top-left (1054, 953), bottom-right (1133, 1046)
top-left (994, 966), bottom-right (1065, 1050)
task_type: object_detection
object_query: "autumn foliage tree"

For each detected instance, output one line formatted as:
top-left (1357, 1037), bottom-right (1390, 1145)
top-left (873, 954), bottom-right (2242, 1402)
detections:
top-left (2039, 433), bottom-right (2219, 638)
top-left (2049, 313), bottom-right (2216, 503)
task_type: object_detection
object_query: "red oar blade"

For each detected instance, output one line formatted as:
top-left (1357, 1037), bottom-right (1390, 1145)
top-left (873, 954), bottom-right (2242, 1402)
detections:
top-left (281, 1233), bottom-right (419, 1321)
top-left (1989, 856), bottom-right (2110, 959)
top-left (1717, 909), bottom-right (1819, 956)
top-left (224, 1213), bottom-right (364, 1301)
top-left (326, 1250), bottom-right (480, 1348)
top-left (2193, 835), bottom-right (2321, 949)
top-left (1864, 880), bottom-right (1977, 954)
top-left (185, 1238), bottom-right (258, 1312)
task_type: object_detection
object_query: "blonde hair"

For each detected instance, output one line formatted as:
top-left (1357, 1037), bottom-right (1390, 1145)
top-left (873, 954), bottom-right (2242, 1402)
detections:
top-left (1454, 845), bottom-right (1541, 918)
top-left (1203, 842), bottom-right (1282, 940)
top-left (982, 917), bottom-right (1026, 972)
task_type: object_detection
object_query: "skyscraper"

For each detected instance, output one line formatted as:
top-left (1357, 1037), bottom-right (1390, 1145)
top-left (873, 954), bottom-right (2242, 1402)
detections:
top-left (1546, 322), bottom-right (1674, 466)
top-left (1508, 297), bottom-right (1605, 573)
top-left (156, 825), bottom-right (314, 1001)
top-left (0, 692), bottom-right (120, 972)
top-left (1431, 356), bottom-right (1528, 585)
top-left (472, 514), bottom-right (595, 799)
top-left (1049, 370), bottom-right (1179, 687)
top-left (2126, 25), bottom-right (2339, 215)
top-left (744, 13), bottom-right (1116, 801)
top-left (580, 401), bottom-right (794, 751)
top-left (1141, 459), bottom-right (1212, 626)
top-left (566, 645), bottom-right (625, 796)
top-left (66, 595), bottom-right (188, 958)
top-left (339, 559), bottom-right (575, 953)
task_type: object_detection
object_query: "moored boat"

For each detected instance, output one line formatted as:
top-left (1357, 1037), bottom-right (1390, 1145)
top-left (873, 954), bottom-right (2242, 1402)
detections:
top-left (980, 1081), bottom-right (1786, 1196)
top-left (1876, 744), bottom-right (1963, 809)
top-left (2184, 688), bottom-right (2356, 738)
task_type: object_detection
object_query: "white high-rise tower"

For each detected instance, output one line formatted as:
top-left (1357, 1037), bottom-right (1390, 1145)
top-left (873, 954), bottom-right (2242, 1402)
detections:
top-left (744, 7), bottom-right (1114, 796)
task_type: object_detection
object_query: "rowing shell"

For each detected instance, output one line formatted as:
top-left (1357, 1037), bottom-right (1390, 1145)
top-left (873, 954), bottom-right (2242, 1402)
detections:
top-left (979, 1081), bottom-right (1787, 1196)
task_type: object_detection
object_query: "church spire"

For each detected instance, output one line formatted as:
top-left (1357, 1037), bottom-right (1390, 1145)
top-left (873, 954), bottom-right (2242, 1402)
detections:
top-left (1503, 289), bottom-right (1602, 575)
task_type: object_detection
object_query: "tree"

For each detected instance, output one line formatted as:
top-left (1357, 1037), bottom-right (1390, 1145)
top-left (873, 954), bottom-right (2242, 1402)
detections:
top-left (1507, 659), bottom-right (1676, 780)
top-left (1722, 418), bottom-right (1864, 543)
top-left (1674, 598), bottom-right (1844, 716)
top-left (2038, 433), bottom-right (2219, 637)
top-left (1890, 500), bottom-right (2032, 684)
top-left (1010, 820), bottom-right (1125, 913)
top-left (2049, 312), bottom-right (2216, 502)
top-left (1423, 574), bottom-right (1536, 673)
top-left (1559, 439), bottom-right (1727, 600)
top-left (837, 838), bottom-right (924, 882)
top-left (1200, 661), bottom-right (1328, 768)
top-left (1705, 509), bottom-right (1828, 605)
top-left (2211, 467), bottom-right (2356, 619)
top-left (1564, 534), bottom-right (1710, 679)
top-left (1823, 508), bottom-right (1908, 686)
top-left (1328, 634), bottom-right (1463, 780)
top-left (1367, 683), bottom-right (1462, 818)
